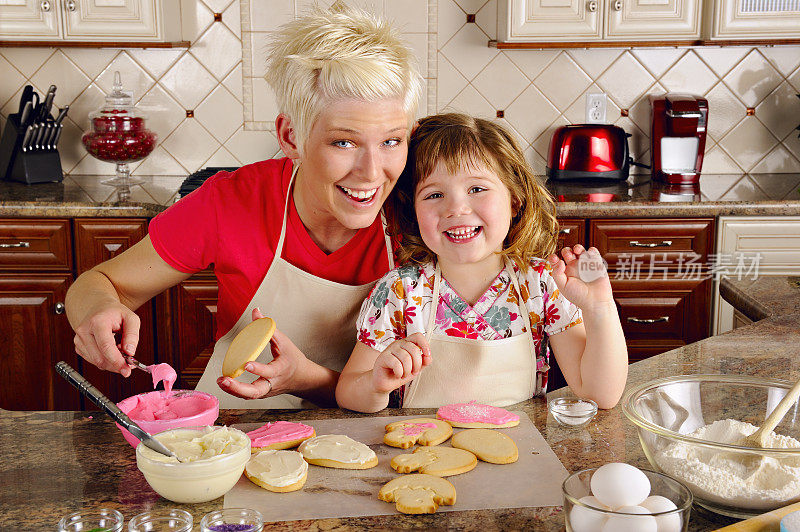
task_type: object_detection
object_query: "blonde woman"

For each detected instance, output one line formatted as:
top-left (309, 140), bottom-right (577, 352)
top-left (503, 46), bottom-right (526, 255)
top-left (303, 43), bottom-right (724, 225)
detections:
top-left (65, 5), bottom-right (422, 408)
top-left (336, 114), bottom-right (628, 412)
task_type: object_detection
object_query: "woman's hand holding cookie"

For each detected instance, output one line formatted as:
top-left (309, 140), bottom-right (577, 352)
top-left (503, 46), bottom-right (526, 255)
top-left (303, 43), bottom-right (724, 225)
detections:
top-left (217, 308), bottom-right (309, 399)
top-left (547, 245), bottom-right (613, 311)
top-left (372, 333), bottom-right (431, 394)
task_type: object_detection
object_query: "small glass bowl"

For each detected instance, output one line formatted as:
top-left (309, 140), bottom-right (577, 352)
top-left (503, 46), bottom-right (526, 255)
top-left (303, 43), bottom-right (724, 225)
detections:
top-left (549, 397), bottom-right (598, 427)
top-left (563, 467), bottom-right (692, 532)
top-left (200, 508), bottom-right (264, 532)
top-left (57, 508), bottom-right (124, 532)
top-left (127, 509), bottom-right (192, 532)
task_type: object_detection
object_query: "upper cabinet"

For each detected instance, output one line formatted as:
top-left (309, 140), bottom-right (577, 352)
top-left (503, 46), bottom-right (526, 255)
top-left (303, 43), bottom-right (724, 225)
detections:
top-left (709, 0), bottom-right (800, 40)
top-left (499, 0), bottom-right (702, 42)
top-left (0, 0), bottom-right (182, 42)
top-left (498, 0), bottom-right (800, 43)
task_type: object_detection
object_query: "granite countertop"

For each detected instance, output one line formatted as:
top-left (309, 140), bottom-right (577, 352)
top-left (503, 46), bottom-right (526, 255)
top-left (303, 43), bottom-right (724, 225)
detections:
top-left (1, 172), bottom-right (800, 218)
top-left (2, 276), bottom-right (799, 531)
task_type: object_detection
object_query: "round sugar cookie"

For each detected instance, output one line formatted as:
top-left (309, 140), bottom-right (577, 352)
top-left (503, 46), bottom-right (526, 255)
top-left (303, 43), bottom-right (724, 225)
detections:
top-left (391, 445), bottom-right (477, 477)
top-left (245, 449), bottom-right (308, 492)
top-left (222, 317), bottom-right (276, 378)
top-left (450, 428), bottom-right (519, 464)
top-left (298, 434), bottom-right (378, 469)
top-left (437, 401), bottom-right (520, 429)
top-left (383, 418), bottom-right (453, 449)
top-left (247, 421), bottom-right (315, 451)
top-left (378, 473), bottom-right (456, 514)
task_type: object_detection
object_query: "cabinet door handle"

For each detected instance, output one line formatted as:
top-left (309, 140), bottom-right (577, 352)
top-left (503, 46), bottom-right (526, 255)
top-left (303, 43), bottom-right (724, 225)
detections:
top-left (627, 316), bottom-right (669, 324)
top-left (559, 228), bottom-right (572, 235)
top-left (40, 0), bottom-right (51, 12)
top-left (55, 302), bottom-right (65, 315)
top-left (0, 241), bottom-right (31, 248)
top-left (629, 240), bottom-right (672, 248)
top-left (587, 0), bottom-right (598, 12)
top-left (613, 0), bottom-right (623, 10)
top-left (65, 0), bottom-right (76, 11)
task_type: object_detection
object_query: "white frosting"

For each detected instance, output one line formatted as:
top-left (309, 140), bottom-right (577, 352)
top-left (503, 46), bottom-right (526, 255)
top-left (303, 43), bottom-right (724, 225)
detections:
top-left (140, 426), bottom-right (249, 463)
top-left (298, 434), bottom-right (376, 464)
top-left (246, 450), bottom-right (307, 487)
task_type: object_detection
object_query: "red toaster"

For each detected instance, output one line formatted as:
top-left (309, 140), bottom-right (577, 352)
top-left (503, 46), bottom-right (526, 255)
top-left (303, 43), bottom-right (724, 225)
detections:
top-left (546, 124), bottom-right (630, 181)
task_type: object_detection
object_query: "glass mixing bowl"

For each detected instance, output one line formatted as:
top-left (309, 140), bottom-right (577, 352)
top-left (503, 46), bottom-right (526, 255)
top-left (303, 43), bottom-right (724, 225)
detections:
top-left (623, 374), bottom-right (800, 519)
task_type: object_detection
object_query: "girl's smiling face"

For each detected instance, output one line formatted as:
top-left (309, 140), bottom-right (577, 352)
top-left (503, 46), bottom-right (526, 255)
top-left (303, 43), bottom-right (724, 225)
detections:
top-left (414, 160), bottom-right (513, 271)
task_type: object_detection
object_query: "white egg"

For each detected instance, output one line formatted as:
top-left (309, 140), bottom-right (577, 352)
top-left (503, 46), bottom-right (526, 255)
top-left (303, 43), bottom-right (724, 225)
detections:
top-left (640, 495), bottom-right (682, 532)
top-left (569, 496), bottom-right (609, 532)
top-left (590, 462), bottom-right (651, 509)
top-left (602, 505), bottom-right (657, 532)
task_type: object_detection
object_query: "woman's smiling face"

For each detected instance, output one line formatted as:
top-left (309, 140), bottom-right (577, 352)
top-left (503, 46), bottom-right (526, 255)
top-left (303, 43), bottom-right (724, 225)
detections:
top-left (414, 160), bottom-right (513, 271)
top-left (294, 97), bottom-right (411, 233)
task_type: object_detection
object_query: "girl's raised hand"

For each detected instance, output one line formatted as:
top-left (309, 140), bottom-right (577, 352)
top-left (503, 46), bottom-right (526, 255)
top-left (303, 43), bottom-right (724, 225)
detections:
top-left (372, 333), bottom-right (432, 394)
top-left (547, 245), bottom-right (613, 311)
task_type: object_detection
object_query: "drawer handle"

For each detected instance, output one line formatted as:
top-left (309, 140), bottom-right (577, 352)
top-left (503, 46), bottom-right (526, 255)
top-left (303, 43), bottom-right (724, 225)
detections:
top-left (629, 240), bottom-right (672, 248)
top-left (559, 228), bottom-right (571, 235)
top-left (0, 241), bottom-right (31, 248)
top-left (627, 316), bottom-right (669, 324)
top-left (55, 302), bottom-right (65, 315)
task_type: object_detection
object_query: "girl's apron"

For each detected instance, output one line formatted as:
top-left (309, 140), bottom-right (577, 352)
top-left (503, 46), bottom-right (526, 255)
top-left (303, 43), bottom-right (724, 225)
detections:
top-left (403, 260), bottom-right (537, 408)
top-left (195, 165), bottom-right (393, 409)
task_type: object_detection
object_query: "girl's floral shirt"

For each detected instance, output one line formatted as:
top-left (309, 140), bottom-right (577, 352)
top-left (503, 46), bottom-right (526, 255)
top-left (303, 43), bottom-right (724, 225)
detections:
top-left (356, 258), bottom-right (583, 396)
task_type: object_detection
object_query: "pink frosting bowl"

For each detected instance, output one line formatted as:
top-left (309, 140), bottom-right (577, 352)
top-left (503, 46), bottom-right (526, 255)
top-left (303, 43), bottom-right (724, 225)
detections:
top-left (115, 390), bottom-right (219, 448)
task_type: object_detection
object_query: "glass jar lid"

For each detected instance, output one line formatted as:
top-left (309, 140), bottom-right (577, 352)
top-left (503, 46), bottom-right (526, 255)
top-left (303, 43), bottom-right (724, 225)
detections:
top-left (90, 70), bottom-right (143, 120)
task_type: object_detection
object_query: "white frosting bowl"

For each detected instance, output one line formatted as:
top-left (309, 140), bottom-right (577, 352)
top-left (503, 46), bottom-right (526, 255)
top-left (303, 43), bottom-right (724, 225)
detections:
top-left (136, 426), bottom-right (251, 503)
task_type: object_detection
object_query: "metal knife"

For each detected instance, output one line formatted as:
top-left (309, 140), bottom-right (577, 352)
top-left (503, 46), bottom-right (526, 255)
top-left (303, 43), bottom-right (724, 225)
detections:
top-left (52, 124), bottom-right (63, 148)
top-left (33, 123), bottom-right (47, 151)
top-left (54, 361), bottom-right (177, 459)
top-left (18, 85), bottom-right (33, 114)
top-left (41, 85), bottom-right (56, 121)
top-left (21, 125), bottom-right (35, 152)
top-left (54, 105), bottom-right (69, 126)
top-left (19, 101), bottom-right (33, 128)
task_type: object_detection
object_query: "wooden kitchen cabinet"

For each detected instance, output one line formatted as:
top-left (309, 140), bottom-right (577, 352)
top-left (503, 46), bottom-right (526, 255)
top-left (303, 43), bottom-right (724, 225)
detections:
top-left (708, 0), bottom-right (800, 40)
top-left (498, 0), bottom-right (702, 42)
top-left (557, 218), bottom-right (585, 250)
top-left (0, 0), bottom-right (182, 42)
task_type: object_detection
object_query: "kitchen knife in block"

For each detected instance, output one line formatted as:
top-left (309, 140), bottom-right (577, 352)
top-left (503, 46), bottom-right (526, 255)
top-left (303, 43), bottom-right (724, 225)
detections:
top-left (54, 361), bottom-right (176, 459)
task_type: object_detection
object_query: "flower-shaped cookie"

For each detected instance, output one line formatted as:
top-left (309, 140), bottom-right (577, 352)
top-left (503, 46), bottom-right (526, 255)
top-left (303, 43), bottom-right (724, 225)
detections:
top-left (378, 473), bottom-right (456, 514)
top-left (383, 418), bottom-right (453, 449)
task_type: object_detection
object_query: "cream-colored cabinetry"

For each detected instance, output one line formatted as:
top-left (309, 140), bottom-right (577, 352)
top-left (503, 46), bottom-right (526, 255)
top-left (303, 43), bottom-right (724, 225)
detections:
top-left (0, 0), bottom-right (182, 41)
top-left (713, 216), bottom-right (800, 334)
top-left (498, 0), bottom-right (702, 42)
top-left (708, 0), bottom-right (800, 40)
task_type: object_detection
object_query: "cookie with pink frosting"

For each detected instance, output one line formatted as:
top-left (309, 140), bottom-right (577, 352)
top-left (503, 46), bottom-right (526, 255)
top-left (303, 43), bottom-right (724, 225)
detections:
top-left (437, 401), bottom-right (520, 429)
top-left (383, 418), bottom-right (452, 449)
top-left (247, 421), bottom-right (315, 451)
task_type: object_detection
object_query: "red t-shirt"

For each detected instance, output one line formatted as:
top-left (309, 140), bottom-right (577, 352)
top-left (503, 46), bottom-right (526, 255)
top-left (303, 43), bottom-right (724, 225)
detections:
top-left (149, 158), bottom-right (393, 340)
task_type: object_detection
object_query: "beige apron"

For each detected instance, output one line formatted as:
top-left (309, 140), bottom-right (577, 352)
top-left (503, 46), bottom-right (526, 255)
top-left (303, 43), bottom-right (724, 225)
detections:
top-left (195, 165), bottom-right (393, 409)
top-left (403, 260), bottom-right (537, 408)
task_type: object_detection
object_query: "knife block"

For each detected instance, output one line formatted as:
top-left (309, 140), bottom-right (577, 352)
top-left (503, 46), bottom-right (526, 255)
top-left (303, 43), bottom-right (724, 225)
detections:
top-left (0, 112), bottom-right (63, 184)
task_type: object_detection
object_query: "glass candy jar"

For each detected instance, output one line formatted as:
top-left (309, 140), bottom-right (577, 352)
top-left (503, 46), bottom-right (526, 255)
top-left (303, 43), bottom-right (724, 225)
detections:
top-left (82, 71), bottom-right (156, 187)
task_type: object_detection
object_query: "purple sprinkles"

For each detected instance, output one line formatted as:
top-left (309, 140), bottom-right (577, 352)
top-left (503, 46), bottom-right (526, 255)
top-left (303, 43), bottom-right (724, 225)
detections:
top-left (207, 524), bottom-right (256, 532)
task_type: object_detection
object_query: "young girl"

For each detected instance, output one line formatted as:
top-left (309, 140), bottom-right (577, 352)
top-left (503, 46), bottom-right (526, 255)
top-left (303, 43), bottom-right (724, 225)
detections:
top-left (336, 113), bottom-right (628, 412)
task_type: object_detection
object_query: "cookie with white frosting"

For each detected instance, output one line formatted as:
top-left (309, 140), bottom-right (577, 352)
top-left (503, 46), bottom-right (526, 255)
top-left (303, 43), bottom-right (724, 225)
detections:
top-left (245, 450), bottom-right (308, 492)
top-left (298, 434), bottom-right (378, 469)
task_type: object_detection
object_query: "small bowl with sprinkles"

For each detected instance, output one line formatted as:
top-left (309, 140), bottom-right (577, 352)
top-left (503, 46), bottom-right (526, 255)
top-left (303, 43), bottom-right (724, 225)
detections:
top-left (200, 508), bottom-right (263, 532)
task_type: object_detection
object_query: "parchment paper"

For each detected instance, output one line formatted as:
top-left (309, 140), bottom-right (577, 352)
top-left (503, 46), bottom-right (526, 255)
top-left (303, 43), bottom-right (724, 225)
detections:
top-left (225, 413), bottom-right (567, 522)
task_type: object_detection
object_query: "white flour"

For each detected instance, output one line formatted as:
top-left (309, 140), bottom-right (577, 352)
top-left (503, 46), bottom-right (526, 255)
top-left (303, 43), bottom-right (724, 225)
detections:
top-left (655, 419), bottom-right (800, 511)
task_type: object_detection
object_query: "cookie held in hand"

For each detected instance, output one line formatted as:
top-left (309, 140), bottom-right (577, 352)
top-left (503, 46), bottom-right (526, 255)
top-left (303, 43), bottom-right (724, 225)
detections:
top-left (451, 428), bottom-right (519, 464)
top-left (298, 434), bottom-right (378, 469)
top-left (245, 449), bottom-right (308, 492)
top-left (378, 473), bottom-right (456, 514)
top-left (222, 317), bottom-right (276, 378)
top-left (391, 445), bottom-right (477, 477)
top-left (383, 418), bottom-right (453, 449)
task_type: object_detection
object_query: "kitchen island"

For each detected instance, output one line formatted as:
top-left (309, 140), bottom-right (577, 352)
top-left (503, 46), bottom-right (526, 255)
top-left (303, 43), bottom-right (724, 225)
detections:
top-left (3, 272), bottom-right (799, 531)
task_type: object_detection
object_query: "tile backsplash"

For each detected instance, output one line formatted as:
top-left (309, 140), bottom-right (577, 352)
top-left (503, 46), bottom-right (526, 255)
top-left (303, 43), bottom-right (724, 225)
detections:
top-left (1, 0), bottom-right (799, 178)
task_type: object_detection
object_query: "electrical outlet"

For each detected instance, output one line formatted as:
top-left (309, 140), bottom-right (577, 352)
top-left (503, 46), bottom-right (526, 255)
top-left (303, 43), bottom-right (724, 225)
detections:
top-left (586, 93), bottom-right (607, 124)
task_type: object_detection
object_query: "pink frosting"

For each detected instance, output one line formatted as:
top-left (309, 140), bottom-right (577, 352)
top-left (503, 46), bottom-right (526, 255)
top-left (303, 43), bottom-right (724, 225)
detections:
top-left (125, 392), bottom-right (217, 421)
top-left (437, 401), bottom-right (520, 425)
top-left (402, 422), bottom-right (437, 436)
top-left (247, 421), bottom-right (315, 447)
top-left (148, 363), bottom-right (177, 395)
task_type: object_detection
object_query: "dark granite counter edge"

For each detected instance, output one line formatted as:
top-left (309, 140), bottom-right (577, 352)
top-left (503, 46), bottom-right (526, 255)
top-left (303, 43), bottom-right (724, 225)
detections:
top-left (719, 277), bottom-right (772, 322)
top-left (0, 202), bottom-right (167, 218)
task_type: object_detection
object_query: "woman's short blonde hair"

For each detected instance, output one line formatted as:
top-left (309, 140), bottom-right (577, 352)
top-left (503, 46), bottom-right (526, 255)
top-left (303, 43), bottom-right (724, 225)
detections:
top-left (388, 113), bottom-right (559, 271)
top-left (265, 3), bottom-right (423, 150)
